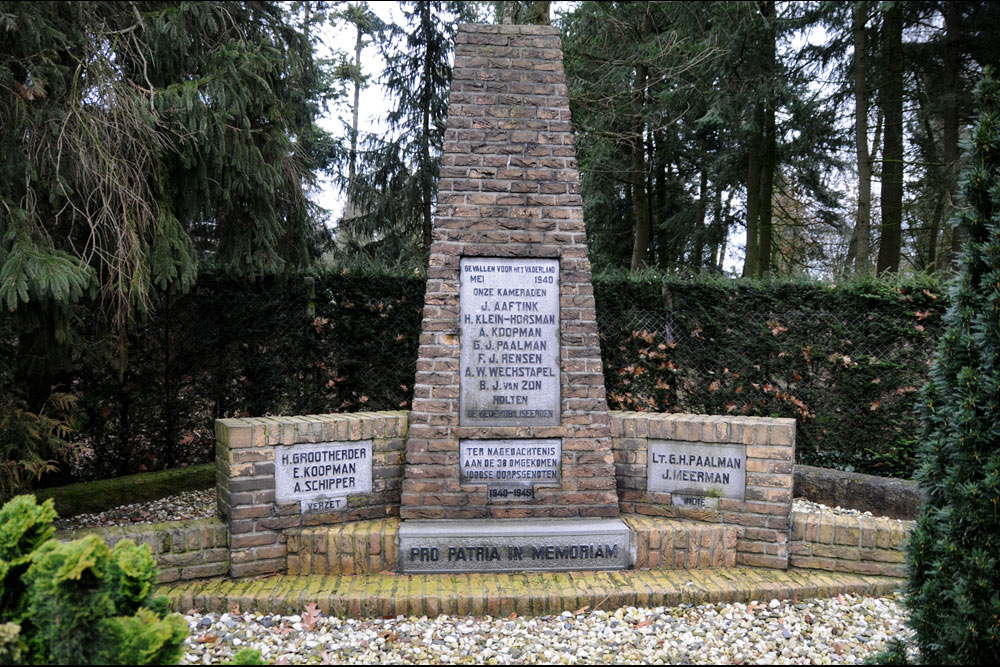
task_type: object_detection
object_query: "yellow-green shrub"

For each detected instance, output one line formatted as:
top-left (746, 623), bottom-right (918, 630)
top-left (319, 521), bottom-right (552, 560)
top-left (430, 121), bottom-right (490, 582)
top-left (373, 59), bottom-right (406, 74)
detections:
top-left (0, 495), bottom-right (188, 665)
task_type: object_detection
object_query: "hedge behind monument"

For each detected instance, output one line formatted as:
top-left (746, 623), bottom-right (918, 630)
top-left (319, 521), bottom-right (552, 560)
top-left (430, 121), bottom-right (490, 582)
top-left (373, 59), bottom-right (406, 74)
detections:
top-left (907, 68), bottom-right (1000, 662)
top-left (7, 268), bottom-right (945, 483)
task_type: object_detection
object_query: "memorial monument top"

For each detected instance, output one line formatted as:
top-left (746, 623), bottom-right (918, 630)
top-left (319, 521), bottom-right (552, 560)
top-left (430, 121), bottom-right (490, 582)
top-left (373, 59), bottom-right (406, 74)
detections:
top-left (401, 23), bottom-right (620, 522)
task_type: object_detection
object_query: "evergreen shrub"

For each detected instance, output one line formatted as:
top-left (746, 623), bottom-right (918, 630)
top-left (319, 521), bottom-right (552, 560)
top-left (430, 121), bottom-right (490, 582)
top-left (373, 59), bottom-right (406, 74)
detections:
top-left (0, 495), bottom-right (188, 664)
top-left (906, 68), bottom-right (1000, 663)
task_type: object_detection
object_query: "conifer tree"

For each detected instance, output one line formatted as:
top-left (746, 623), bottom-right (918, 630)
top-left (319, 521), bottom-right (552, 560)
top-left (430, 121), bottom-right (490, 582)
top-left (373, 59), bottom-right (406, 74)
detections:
top-left (1, 1), bottom-right (330, 333)
top-left (907, 67), bottom-right (1000, 663)
top-left (340, 1), bottom-right (476, 262)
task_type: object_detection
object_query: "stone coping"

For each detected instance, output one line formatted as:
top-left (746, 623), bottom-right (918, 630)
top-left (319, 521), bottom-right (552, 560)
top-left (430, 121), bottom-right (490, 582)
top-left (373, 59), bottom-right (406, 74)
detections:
top-left (56, 517), bottom-right (229, 584)
top-left (157, 568), bottom-right (903, 618)
top-left (794, 465), bottom-right (920, 520)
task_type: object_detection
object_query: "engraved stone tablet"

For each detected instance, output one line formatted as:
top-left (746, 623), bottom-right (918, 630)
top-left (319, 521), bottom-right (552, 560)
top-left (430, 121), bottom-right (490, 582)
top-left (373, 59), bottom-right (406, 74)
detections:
top-left (460, 439), bottom-right (561, 502)
top-left (398, 518), bottom-right (630, 573)
top-left (460, 257), bottom-right (559, 427)
top-left (647, 441), bottom-right (746, 499)
top-left (274, 441), bottom-right (373, 512)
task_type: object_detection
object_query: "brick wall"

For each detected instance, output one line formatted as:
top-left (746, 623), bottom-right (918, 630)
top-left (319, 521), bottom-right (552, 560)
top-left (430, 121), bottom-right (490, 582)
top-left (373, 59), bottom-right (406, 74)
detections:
top-left (57, 517), bottom-right (229, 584)
top-left (289, 516), bottom-right (740, 575)
top-left (402, 23), bottom-right (618, 520)
top-left (612, 412), bottom-right (795, 569)
top-left (790, 511), bottom-right (911, 577)
top-left (625, 515), bottom-right (738, 570)
top-left (215, 411), bottom-right (407, 577)
top-left (287, 518), bottom-right (399, 576)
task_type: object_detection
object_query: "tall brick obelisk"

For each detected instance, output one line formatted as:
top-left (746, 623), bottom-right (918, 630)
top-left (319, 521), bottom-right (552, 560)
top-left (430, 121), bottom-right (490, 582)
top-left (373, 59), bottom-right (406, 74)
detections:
top-left (398, 24), bottom-right (627, 573)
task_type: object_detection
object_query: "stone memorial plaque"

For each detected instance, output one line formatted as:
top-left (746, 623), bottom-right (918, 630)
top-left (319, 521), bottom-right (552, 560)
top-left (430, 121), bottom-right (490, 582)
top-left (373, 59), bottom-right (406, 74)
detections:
top-left (459, 257), bottom-right (560, 427)
top-left (274, 441), bottom-right (373, 512)
top-left (398, 519), bottom-right (630, 573)
top-left (647, 441), bottom-right (745, 499)
top-left (460, 439), bottom-right (561, 502)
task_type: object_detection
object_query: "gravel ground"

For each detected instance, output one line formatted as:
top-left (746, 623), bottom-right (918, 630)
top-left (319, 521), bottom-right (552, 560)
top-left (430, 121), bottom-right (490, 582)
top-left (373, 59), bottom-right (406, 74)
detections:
top-left (178, 594), bottom-right (916, 665)
top-left (791, 499), bottom-right (913, 524)
top-left (53, 488), bottom-right (217, 531)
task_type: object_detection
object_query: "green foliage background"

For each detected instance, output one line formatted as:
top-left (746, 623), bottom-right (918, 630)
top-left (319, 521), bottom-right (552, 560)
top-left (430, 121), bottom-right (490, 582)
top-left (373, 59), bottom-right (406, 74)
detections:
top-left (0, 270), bottom-right (945, 487)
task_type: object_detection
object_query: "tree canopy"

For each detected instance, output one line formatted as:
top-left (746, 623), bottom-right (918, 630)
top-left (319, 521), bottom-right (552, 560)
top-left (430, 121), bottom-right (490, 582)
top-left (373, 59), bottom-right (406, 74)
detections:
top-left (1, 1), bottom-right (330, 334)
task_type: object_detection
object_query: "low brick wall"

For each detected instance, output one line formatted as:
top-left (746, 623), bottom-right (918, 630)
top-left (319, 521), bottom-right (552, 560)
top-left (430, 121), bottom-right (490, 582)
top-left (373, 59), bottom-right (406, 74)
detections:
top-left (625, 515), bottom-right (738, 570)
top-left (287, 518), bottom-right (399, 576)
top-left (215, 411), bottom-right (407, 578)
top-left (790, 511), bottom-right (911, 577)
top-left (611, 412), bottom-right (795, 569)
top-left (57, 517), bottom-right (229, 584)
top-left (214, 410), bottom-right (796, 574)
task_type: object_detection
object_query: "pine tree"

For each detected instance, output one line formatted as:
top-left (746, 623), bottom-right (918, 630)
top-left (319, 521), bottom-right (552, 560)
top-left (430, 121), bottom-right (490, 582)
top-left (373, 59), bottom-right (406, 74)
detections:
top-left (1, 2), bottom-right (330, 333)
top-left (339, 1), bottom-right (476, 263)
top-left (907, 67), bottom-right (1000, 663)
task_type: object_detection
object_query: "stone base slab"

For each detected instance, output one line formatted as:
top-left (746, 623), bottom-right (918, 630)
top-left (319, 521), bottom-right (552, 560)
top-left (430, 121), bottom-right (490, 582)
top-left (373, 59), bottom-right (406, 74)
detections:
top-left (397, 518), bottom-right (630, 574)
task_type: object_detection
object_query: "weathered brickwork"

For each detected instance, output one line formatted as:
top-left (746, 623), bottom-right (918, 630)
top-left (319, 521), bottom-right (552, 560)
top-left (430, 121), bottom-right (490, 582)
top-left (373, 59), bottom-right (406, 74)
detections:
top-left (57, 518), bottom-right (229, 584)
top-left (159, 569), bottom-right (903, 617)
top-left (287, 515), bottom-right (740, 576)
top-left (287, 518), bottom-right (399, 576)
top-left (790, 511), bottom-right (912, 577)
top-left (215, 411), bottom-right (408, 577)
top-left (625, 515), bottom-right (739, 571)
top-left (402, 23), bottom-right (618, 520)
top-left (612, 412), bottom-right (795, 569)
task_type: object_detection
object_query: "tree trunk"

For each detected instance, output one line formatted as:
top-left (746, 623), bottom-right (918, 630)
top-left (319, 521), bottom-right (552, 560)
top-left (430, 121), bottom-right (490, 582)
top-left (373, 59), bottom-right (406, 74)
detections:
top-left (755, 0), bottom-right (776, 278)
top-left (529, 1), bottom-right (550, 25)
top-left (420, 2), bottom-right (433, 250)
top-left (743, 101), bottom-right (764, 277)
top-left (343, 18), bottom-right (363, 221)
top-left (693, 169), bottom-right (709, 271)
top-left (877, 1), bottom-right (903, 274)
top-left (757, 97), bottom-right (776, 278)
top-left (628, 7), bottom-right (653, 273)
top-left (709, 178), bottom-right (722, 271)
top-left (349, 22), bottom-right (362, 186)
top-left (853, 1), bottom-right (872, 274)
top-left (942, 2), bottom-right (961, 270)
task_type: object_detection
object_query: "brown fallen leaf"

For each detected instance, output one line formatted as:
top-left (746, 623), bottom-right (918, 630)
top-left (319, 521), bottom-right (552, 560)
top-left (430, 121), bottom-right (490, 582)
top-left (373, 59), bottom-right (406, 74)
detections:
top-left (302, 602), bottom-right (323, 631)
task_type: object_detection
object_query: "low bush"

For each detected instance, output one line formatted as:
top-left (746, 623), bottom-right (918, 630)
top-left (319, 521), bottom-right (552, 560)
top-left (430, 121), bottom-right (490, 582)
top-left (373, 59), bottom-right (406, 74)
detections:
top-left (0, 495), bottom-right (188, 664)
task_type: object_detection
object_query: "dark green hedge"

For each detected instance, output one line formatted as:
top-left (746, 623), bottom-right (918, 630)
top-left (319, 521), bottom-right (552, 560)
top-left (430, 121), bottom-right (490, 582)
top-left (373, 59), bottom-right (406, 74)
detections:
top-left (594, 274), bottom-right (946, 477)
top-left (4, 270), bottom-right (945, 483)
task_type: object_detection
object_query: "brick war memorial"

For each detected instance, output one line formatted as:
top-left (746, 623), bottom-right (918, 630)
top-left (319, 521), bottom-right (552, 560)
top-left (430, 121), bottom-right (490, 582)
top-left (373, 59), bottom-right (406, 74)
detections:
top-left (201, 25), bottom-right (906, 598)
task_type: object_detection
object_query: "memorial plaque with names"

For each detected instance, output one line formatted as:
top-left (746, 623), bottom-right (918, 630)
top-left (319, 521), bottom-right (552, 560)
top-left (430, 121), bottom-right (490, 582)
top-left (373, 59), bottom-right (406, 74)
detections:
top-left (460, 439), bottom-right (561, 502)
top-left (274, 441), bottom-right (373, 513)
top-left (460, 257), bottom-right (560, 427)
top-left (647, 441), bottom-right (746, 500)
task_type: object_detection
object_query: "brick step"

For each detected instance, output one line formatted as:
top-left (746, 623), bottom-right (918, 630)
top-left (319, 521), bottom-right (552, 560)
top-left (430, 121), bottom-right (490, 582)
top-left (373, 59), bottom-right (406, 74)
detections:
top-left (285, 517), bottom-right (742, 576)
top-left (158, 567), bottom-right (903, 617)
